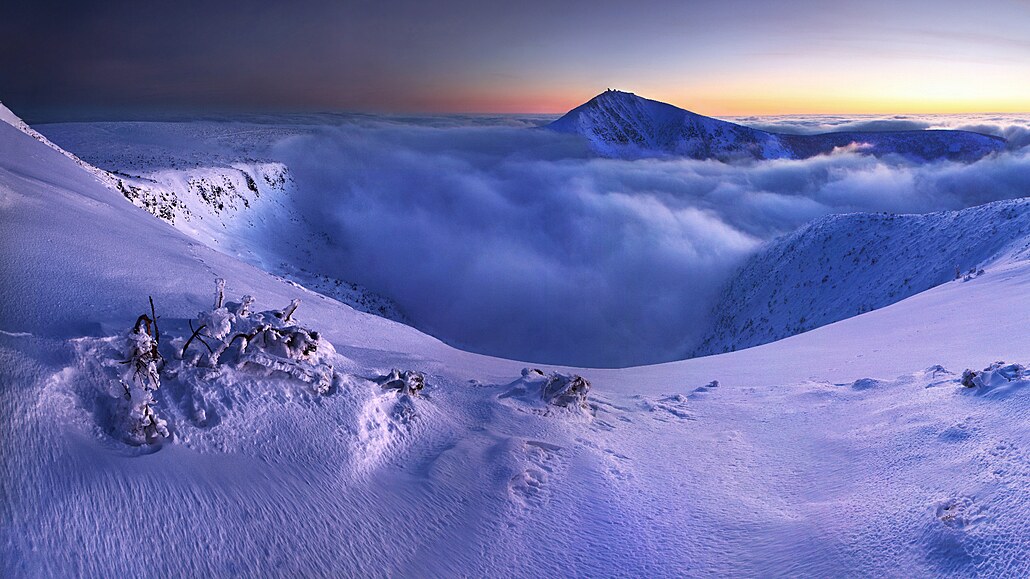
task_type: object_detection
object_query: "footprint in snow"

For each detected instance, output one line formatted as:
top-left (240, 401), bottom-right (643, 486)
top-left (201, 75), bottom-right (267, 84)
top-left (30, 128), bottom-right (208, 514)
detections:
top-left (938, 418), bottom-right (977, 443)
top-left (509, 439), bottom-right (564, 510)
top-left (576, 437), bottom-right (633, 483)
top-left (634, 385), bottom-right (716, 422)
top-left (935, 496), bottom-right (986, 530)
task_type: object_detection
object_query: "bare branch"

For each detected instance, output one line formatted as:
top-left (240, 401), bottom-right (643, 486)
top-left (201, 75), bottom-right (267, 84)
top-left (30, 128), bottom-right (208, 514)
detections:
top-left (132, 314), bottom-right (152, 335)
top-left (182, 321), bottom-right (212, 357)
top-left (149, 296), bottom-right (159, 344)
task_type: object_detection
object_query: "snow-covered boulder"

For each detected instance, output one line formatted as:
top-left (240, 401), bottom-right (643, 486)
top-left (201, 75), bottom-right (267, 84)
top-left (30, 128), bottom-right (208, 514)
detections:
top-left (499, 369), bottom-right (593, 415)
top-left (375, 369), bottom-right (425, 396)
top-left (540, 372), bottom-right (591, 408)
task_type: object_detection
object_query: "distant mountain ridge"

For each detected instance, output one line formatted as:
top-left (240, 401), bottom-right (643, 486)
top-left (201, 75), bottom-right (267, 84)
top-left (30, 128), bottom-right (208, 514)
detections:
top-left (548, 90), bottom-right (1006, 161)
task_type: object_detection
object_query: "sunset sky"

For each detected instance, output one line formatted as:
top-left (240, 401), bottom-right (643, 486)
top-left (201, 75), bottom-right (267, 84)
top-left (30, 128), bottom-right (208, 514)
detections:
top-left (3, 0), bottom-right (1029, 118)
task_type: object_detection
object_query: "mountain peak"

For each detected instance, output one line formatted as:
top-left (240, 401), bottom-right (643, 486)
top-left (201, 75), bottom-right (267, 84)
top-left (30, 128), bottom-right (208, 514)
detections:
top-left (547, 91), bottom-right (1006, 162)
top-left (592, 88), bottom-right (636, 100)
top-left (548, 90), bottom-right (788, 160)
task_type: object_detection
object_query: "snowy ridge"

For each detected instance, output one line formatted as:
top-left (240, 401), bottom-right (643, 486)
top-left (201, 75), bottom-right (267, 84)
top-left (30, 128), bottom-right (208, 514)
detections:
top-left (695, 199), bottom-right (1030, 356)
top-left (0, 101), bottom-right (118, 188)
top-left (2, 101), bottom-right (1030, 576)
top-left (548, 90), bottom-right (1007, 161)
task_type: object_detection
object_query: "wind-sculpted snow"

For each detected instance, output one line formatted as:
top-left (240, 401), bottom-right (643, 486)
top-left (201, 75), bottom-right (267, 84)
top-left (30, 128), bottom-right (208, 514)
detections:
top-left (549, 90), bottom-right (1006, 162)
top-left (695, 198), bottom-right (1030, 356)
top-left (2, 119), bottom-right (1030, 575)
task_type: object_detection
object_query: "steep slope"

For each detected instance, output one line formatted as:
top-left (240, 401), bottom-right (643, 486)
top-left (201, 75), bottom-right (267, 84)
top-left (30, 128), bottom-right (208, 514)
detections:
top-left (17, 114), bottom-right (406, 323)
top-left (0, 101), bottom-right (118, 187)
top-left (548, 90), bottom-right (1006, 161)
top-left (2, 113), bottom-right (1030, 577)
top-left (694, 200), bottom-right (1030, 356)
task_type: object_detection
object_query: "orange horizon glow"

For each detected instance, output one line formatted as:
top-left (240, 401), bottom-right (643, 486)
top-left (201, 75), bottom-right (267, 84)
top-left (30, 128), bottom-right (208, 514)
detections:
top-left (399, 83), bottom-right (1030, 116)
top-left (408, 94), bottom-right (1030, 117)
top-left (387, 58), bottom-right (1030, 116)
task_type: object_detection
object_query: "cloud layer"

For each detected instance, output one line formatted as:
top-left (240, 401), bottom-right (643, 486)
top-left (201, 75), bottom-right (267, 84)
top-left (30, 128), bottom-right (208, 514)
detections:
top-left (733, 113), bottom-right (1030, 149)
top-left (265, 115), bottom-right (1030, 367)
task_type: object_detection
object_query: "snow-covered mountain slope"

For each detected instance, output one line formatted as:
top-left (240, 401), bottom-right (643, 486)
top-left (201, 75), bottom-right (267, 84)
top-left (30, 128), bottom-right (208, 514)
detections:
top-left (3, 112), bottom-right (1030, 577)
top-left (0, 101), bottom-right (118, 188)
top-left (548, 89), bottom-right (792, 160)
top-left (548, 90), bottom-right (1007, 161)
top-left (111, 161), bottom-right (290, 226)
top-left (18, 116), bottom-right (407, 324)
top-left (695, 200), bottom-right (1030, 356)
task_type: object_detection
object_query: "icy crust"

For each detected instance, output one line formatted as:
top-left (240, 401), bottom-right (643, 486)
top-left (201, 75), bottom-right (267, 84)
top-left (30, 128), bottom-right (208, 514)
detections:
top-left (548, 90), bottom-right (1005, 161)
top-left (695, 198), bottom-right (1030, 355)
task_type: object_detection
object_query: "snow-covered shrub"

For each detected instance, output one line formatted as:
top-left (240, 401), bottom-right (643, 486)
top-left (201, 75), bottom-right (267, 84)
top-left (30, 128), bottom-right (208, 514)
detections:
top-left (375, 369), bottom-right (425, 396)
top-left (182, 279), bottom-right (338, 394)
top-left (960, 362), bottom-right (1026, 397)
top-left (119, 303), bottom-right (169, 444)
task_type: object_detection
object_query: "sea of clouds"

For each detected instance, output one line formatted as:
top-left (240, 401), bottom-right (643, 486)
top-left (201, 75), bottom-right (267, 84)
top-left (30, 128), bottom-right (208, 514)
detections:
top-left (258, 113), bottom-right (1030, 367)
top-left (732, 113), bottom-right (1030, 149)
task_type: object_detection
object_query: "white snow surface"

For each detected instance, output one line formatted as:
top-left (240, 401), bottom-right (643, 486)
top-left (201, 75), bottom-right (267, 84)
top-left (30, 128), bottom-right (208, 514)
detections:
top-left (2, 112), bottom-right (1030, 577)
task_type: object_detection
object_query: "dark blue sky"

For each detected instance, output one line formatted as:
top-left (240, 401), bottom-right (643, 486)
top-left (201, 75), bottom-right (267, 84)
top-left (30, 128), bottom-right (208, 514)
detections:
top-left (3, 0), bottom-right (1029, 120)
